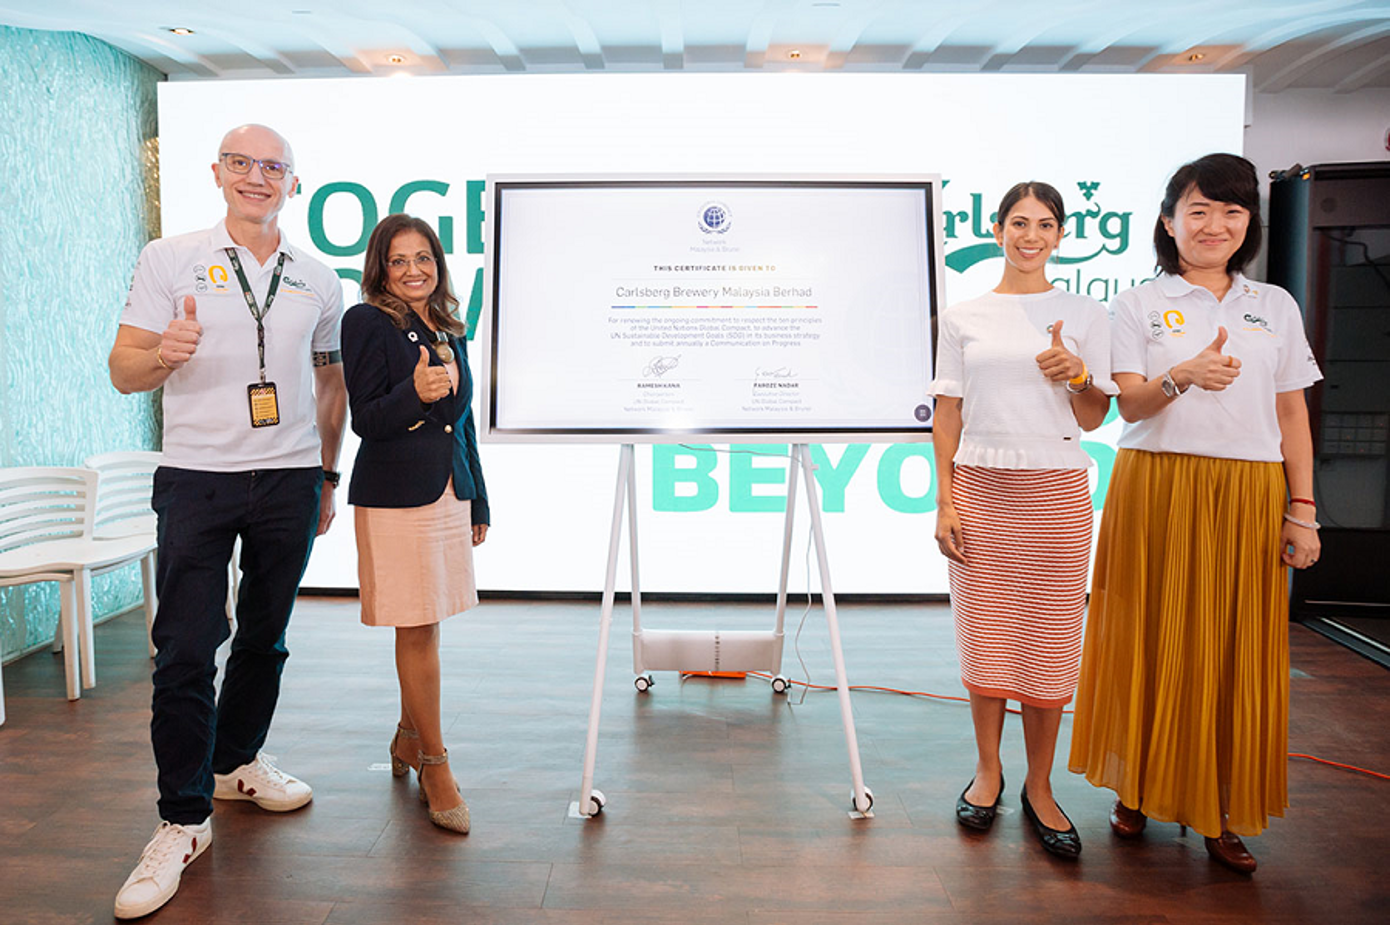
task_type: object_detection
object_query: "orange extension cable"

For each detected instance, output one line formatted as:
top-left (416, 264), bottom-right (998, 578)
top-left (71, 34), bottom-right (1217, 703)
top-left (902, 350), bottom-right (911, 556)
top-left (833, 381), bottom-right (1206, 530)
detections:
top-left (741, 671), bottom-right (1390, 782)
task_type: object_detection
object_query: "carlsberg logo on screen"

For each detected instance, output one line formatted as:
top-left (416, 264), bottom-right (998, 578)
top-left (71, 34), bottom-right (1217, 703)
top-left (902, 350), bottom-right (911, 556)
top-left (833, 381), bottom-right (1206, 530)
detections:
top-left (942, 179), bottom-right (1146, 302)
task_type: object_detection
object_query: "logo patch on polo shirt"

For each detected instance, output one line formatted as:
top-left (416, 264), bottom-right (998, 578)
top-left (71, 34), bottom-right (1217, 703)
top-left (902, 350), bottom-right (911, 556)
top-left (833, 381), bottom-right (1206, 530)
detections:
top-left (1149, 309), bottom-right (1185, 339)
top-left (281, 275), bottom-right (313, 296)
top-left (193, 264), bottom-right (230, 294)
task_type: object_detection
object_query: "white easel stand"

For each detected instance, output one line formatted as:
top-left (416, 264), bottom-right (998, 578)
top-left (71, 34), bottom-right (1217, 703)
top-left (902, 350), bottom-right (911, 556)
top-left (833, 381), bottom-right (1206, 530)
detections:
top-left (573, 444), bottom-right (873, 819)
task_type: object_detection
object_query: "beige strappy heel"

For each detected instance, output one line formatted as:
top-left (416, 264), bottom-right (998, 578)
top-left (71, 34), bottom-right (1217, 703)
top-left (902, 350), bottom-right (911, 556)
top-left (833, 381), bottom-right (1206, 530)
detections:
top-left (389, 725), bottom-right (419, 778)
top-left (418, 749), bottom-right (470, 834)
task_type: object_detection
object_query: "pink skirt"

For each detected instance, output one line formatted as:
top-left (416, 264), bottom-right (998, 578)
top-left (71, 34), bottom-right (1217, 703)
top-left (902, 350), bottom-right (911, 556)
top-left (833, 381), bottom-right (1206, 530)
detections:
top-left (355, 480), bottom-right (479, 627)
top-left (946, 466), bottom-right (1092, 708)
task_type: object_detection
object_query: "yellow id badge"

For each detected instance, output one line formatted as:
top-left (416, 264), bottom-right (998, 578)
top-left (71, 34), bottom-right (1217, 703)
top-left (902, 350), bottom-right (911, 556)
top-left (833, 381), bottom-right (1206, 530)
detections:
top-left (247, 382), bottom-right (281, 428)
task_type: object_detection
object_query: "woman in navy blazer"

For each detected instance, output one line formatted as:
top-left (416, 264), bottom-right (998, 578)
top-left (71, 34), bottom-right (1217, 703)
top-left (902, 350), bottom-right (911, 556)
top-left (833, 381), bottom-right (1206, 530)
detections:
top-left (341, 213), bottom-right (487, 835)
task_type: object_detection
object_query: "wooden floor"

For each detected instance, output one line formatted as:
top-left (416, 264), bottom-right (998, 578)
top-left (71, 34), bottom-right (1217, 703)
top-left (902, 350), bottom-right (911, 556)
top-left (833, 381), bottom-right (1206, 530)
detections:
top-left (2, 598), bottom-right (1388, 924)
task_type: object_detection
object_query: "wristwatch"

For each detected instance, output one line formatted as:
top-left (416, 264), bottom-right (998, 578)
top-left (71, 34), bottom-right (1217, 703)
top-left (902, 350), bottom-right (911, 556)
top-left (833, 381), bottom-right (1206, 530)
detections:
top-left (1160, 369), bottom-right (1184, 399)
top-left (1065, 371), bottom-right (1093, 394)
top-left (322, 469), bottom-right (341, 487)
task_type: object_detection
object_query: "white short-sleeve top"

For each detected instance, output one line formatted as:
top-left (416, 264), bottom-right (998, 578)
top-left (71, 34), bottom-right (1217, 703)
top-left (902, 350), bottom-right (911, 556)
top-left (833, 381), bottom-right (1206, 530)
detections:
top-left (119, 221), bottom-right (344, 472)
top-left (1111, 273), bottom-right (1322, 462)
top-left (931, 288), bottom-right (1117, 470)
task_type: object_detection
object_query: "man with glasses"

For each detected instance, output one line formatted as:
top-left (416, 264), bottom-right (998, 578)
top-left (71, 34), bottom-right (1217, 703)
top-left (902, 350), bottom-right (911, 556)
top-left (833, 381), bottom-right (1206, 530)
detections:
top-left (107, 124), bottom-right (346, 919)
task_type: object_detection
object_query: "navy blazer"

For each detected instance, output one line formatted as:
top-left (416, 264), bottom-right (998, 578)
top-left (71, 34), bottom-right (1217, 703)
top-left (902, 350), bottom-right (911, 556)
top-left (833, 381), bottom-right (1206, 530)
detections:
top-left (341, 303), bottom-right (489, 523)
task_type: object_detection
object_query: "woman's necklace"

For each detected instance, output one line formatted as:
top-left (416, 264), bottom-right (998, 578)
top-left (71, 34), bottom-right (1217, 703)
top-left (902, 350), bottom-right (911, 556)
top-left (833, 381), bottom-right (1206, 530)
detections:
top-left (430, 330), bottom-right (454, 363)
top-left (414, 310), bottom-right (454, 363)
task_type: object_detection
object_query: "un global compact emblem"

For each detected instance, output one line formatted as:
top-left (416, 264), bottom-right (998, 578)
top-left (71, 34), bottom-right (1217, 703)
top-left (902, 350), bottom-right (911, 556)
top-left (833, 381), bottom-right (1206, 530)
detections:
top-left (698, 201), bottom-right (732, 234)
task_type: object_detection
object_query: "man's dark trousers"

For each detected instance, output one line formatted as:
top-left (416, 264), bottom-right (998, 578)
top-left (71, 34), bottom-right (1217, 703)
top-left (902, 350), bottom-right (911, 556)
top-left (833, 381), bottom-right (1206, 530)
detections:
top-left (149, 466), bottom-right (322, 824)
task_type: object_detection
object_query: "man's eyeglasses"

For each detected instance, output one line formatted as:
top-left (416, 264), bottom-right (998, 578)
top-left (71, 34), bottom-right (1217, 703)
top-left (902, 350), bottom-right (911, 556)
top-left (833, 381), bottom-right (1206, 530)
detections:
top-left (387, 255), bottom-right (436, 271)
top-left (219, 152), bottom-right (292, 180)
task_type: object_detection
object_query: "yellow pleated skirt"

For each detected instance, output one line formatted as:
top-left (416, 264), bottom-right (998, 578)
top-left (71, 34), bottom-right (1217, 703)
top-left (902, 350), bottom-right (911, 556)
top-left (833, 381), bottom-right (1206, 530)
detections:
top-left (1068, 449), bottom-right (1289, 838)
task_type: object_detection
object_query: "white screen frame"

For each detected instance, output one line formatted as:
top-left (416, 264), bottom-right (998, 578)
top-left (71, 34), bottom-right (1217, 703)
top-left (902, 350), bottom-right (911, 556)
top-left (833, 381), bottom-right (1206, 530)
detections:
top-left (480, 173), bottom-right (946, 444)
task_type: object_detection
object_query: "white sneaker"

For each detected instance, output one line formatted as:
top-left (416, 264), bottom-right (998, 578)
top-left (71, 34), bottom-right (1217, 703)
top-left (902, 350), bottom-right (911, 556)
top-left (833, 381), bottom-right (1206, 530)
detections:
top-left (114, 820), bottom-right (212, 919)
top-left (213, 752), bottom-right (313, 812)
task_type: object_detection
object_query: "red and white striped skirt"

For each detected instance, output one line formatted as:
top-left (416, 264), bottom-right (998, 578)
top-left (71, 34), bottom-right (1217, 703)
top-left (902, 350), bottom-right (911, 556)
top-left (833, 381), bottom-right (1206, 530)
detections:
top-left (946, 465), bottom-right (1092, 708)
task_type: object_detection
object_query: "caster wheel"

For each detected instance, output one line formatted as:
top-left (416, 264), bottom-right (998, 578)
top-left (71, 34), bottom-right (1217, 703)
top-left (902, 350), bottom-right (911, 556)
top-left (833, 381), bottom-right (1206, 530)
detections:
top-left (850, 786), bottom-right (874, 812)
top-left (586, 788), bottom-right (606, 816)
top-left (634, 674), bottom-right (653, 693)
top-left (770, 675), bottom-right (789, 694)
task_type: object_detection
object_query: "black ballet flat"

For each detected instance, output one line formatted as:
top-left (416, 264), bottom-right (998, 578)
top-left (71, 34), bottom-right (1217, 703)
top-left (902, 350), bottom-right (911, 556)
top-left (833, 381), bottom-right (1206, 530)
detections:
top-left (955, 773), bottom-right (1005, 831)
top-left (1020, 787), bottom-right (1082, 859)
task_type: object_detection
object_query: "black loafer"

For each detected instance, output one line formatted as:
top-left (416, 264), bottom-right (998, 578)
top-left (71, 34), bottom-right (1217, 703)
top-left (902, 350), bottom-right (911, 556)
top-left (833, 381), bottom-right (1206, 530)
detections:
top-left (1020, 786), bottom-right (1082, 859)
top-left (955, 773), bottom-right (1005, 830)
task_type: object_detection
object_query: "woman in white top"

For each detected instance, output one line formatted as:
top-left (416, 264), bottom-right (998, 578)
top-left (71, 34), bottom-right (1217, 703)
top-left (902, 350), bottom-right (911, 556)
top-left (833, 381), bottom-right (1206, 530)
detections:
top-left (1068, 154), bottom-right (1323, 875)
top-left (932, 182), bottom-right (1115, 859)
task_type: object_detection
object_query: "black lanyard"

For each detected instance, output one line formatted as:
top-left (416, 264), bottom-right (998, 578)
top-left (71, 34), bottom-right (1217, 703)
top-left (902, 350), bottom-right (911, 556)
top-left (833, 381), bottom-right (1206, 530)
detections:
top-left (225, 247), bottom-right (286, 385)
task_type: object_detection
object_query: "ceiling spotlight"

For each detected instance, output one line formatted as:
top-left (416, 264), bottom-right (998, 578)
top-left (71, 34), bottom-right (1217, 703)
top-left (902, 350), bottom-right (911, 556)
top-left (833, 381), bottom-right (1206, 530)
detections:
top-left (166, 27), bottom-right (195, 36)
top-left (788, 49), bottom-right (802, 60)
top-left (386, 54), bottom-right (407, 65)
top-left (1186, 52), bottom-right (1206, 63)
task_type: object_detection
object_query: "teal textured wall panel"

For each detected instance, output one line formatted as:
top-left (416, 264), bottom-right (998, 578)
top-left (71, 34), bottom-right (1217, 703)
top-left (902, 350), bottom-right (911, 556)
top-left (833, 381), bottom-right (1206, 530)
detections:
top-left (0, 26), bottom-right (162, 658)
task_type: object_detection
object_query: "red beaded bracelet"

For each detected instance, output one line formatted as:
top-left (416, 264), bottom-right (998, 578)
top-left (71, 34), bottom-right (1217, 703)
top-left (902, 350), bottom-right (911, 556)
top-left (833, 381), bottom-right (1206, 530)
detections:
top-left (1290, 497), bottom-right (1316, 507)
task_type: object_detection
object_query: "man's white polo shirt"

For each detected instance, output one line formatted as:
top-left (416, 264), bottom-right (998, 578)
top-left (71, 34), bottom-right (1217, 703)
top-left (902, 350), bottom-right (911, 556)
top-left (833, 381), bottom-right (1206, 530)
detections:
top-left (120, 220), bottom-right (344, 472)
top-left (1111, 272), bottom-right (1322, 463)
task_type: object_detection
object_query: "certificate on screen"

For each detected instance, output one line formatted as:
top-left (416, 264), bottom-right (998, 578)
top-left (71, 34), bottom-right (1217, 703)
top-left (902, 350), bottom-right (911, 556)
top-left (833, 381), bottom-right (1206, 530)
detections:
top-left (484, 177), bottom-right (942, 442)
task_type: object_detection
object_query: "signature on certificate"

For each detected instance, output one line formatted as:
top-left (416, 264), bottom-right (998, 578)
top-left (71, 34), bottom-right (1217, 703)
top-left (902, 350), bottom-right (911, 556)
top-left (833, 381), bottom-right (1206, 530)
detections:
top-left (643, 355), bottom-right (681, 378)
top-left (755, 366), bottom-right (795, 379)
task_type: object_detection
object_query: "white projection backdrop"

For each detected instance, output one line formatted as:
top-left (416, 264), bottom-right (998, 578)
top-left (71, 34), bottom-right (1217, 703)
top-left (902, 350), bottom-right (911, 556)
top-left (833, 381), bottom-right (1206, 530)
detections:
top-left (156, 73), bottom-right (1246, 594)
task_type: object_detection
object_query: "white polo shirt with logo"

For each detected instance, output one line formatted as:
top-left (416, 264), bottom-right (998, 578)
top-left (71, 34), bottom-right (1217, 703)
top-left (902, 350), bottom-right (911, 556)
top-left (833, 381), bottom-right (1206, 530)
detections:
top-left (120, 220), bottom-right (344, 472)
top-left (1111, 272), bottom-right (1322, 463)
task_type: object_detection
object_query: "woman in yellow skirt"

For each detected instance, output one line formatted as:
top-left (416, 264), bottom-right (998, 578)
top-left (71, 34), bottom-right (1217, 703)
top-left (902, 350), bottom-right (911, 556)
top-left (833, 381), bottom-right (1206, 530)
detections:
top-left (1068, 154), bottom-right (1323, 873)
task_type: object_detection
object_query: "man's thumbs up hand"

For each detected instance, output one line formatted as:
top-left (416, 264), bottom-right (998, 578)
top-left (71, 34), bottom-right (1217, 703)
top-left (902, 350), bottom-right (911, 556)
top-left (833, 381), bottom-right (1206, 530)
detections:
top-left (158, 296), bottom-right (203, 370)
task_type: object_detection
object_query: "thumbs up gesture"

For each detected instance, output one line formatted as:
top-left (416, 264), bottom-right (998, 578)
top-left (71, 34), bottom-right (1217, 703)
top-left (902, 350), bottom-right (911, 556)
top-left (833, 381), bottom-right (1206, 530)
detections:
top-left (413, 345), bottom-right (452, 403)
top-left (1035, 319), bottom-right (1085, 382)
top-left (158, 296), bottom-right (202, 370)
top-left (1176, 326), bottom-right (1241, 392)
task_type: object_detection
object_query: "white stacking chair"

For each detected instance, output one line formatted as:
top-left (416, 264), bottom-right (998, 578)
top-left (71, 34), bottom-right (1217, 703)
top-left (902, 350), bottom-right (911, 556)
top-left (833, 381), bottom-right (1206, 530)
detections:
top-left (85, 451), bottom-right (162, 658)
top-left (0, 467), bottom-right (100, 700)
top-left (0, 467), bottom-right (156, 700)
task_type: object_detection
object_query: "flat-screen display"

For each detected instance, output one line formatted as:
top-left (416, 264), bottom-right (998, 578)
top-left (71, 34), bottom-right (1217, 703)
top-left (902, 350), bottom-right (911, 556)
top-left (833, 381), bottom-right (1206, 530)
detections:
top-left (485, 177), bottom-right (943, 442)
